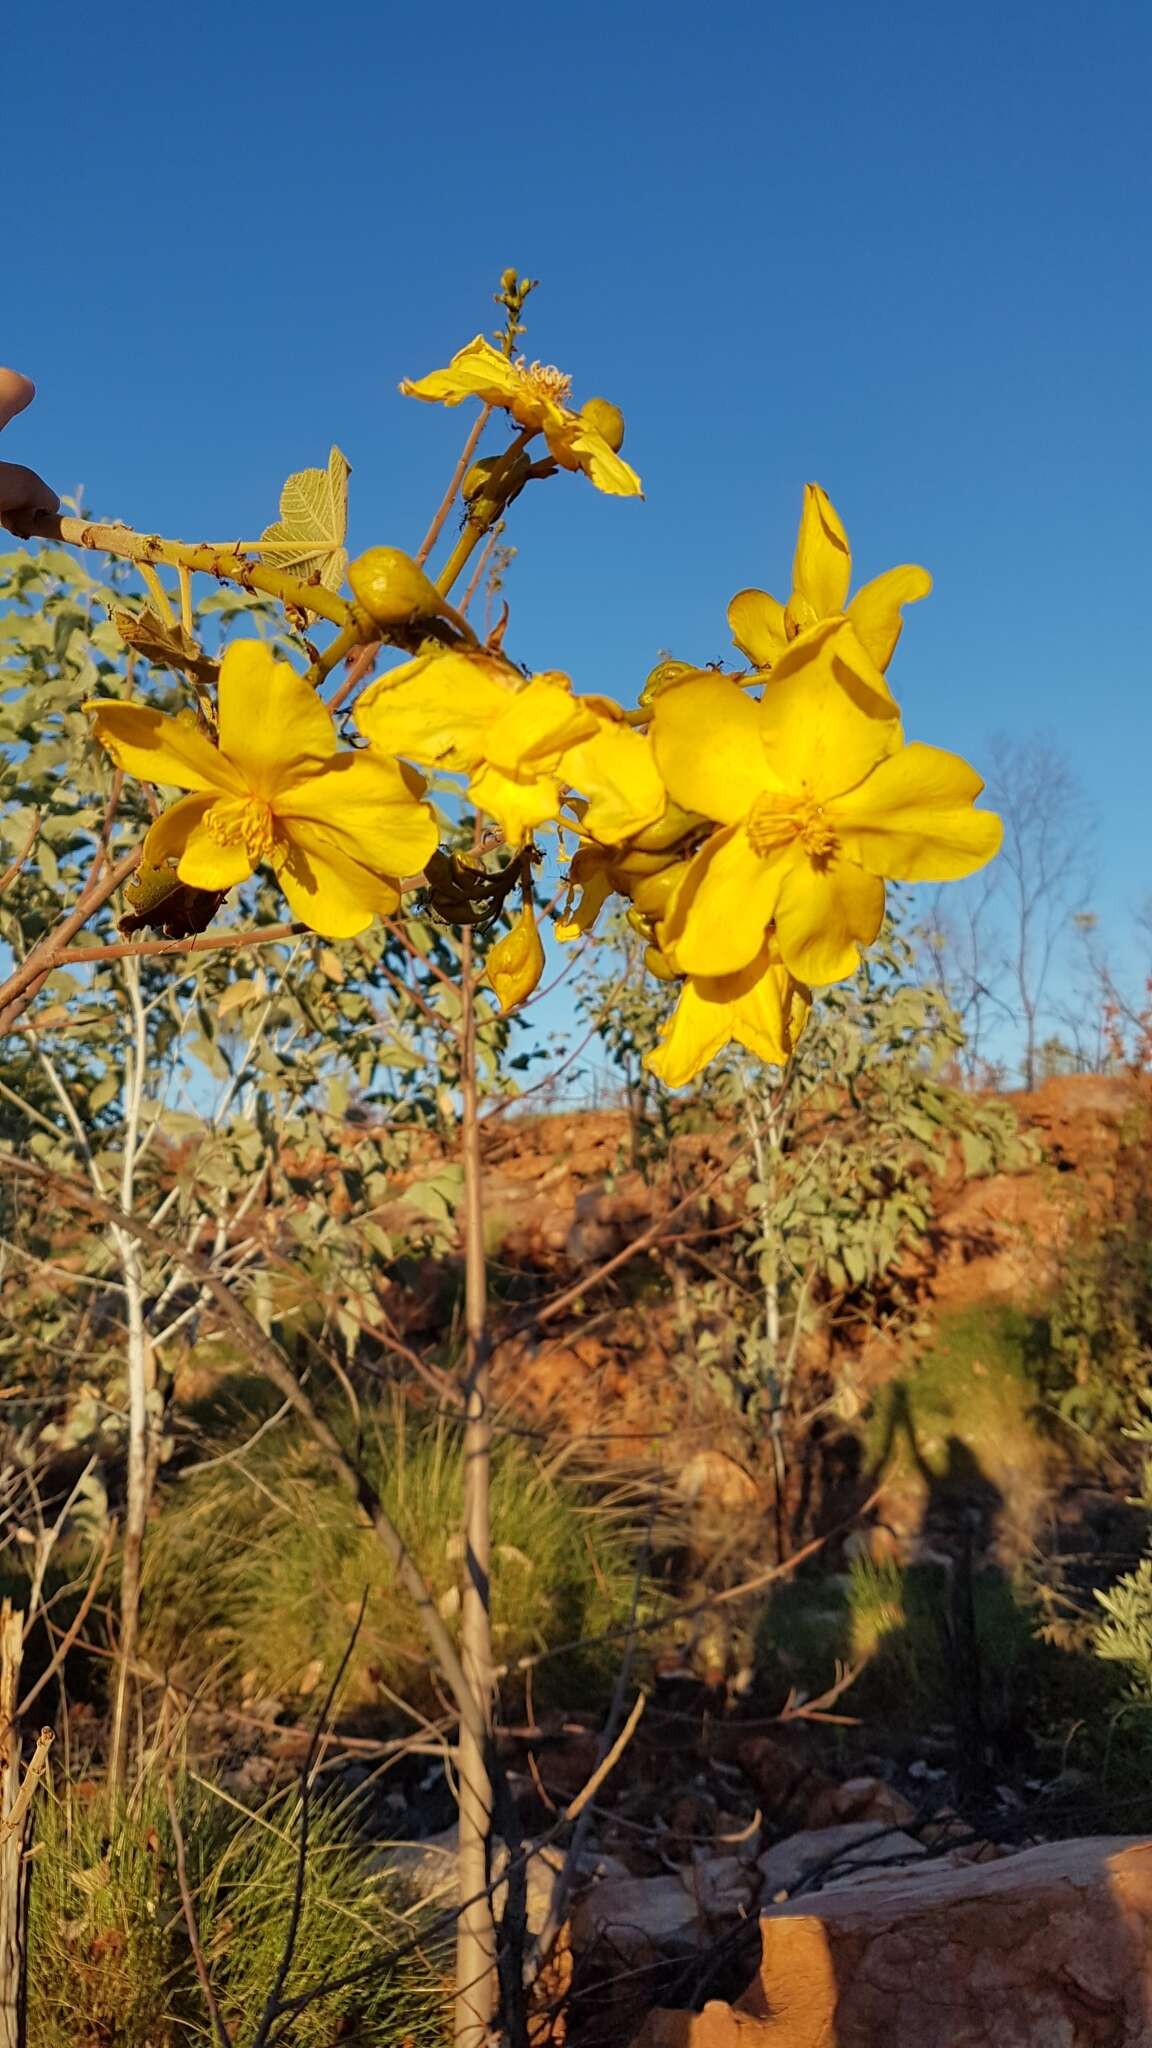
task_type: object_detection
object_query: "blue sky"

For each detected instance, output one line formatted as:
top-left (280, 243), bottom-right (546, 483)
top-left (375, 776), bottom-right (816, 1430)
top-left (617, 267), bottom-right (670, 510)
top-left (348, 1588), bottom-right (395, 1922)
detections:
top-left (4, 0), bottom-right (1150, 1061)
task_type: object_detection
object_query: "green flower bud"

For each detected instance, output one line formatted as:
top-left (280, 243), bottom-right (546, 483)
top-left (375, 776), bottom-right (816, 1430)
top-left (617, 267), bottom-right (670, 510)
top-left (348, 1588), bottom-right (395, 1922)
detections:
top-left (349, 547), bottom-right (444, 628)
top-left (463, 456), bottom-right (502, 503)
top-left (581, 398), bottom-right (626, 452)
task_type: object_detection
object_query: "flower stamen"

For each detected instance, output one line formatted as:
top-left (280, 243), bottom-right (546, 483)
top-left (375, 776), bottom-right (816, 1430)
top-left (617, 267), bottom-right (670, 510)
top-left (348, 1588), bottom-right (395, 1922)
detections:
top-left (519, 359), bottom-right (573, 405)
top-left (747, 790), bottom-right (839, 866)
top-left (207, 796), bottom-right (275, 863)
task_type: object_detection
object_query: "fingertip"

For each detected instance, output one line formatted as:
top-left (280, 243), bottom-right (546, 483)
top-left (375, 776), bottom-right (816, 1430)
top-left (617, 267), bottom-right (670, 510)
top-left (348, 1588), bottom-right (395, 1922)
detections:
top-left (0, 369), bottom-right (36, 432)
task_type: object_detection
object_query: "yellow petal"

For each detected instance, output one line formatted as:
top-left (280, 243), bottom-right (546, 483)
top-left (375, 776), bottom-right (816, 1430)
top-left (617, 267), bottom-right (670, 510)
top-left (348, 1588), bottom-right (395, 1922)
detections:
top-left (792, 484), bottom-right (851, 617)
top-left (645, 941), bottom-right (809, 1087)
top-left (217, 640), bottom-right (336, 795)
top-left (276, 819), bottom-right (402, 936)
top-left (276, 752), bottom-right (438, 876)
top-left (140, 792), bottom-right (215, 866)
top-left (772, 855), bottom-right (885, 985)
top-left (652, 676), bottom-right (774, 825)
top-left (770, 613), bottom-right (899, 717)
top-left (646, 978), bottom-right (734, 1088)
top-left (757, 624), bottom-right (901, 799)
top-left (357, 653), bottom-right (512, 771)
top-left (831, 742), bottom-right (1004, 881)
top-left (732, 953), bottom-right (812, 1067)
top-left (468, 762), bottom-right (563, 845)
top-left (175, 802), bottom-right (260, 890)
top-left (400, 336), bottom-right (530, 415)
top-left (547, 417), bottom-right (644, 497)
top-left (561, 723), bottom-right (666, 843)
top-left (659, 822), bottom-right (789, 977)
top-left (728, 588), bottom-right (788, 668)
top-left (848, 565), bottom-right (932, 673)
top-left (84, 700), bottom-right (242, 796)
top-left (484, 676), bottom-right (594, 773)
top-left (555, 848), bottom-right (615, 940)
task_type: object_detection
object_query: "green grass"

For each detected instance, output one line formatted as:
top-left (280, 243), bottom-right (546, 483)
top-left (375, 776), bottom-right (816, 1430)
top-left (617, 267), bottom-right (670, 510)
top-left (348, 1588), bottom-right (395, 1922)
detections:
top-left (755, 1554), bottom-right (1042, 1728)
top-left (26, 1765), bottom-right (448, 2047)
top-left (139, 1399), bottom-right (649, 1713)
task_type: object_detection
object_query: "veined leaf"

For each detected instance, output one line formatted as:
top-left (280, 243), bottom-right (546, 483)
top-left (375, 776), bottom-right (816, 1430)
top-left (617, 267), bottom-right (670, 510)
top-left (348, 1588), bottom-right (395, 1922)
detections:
top-left (112, 607), bottom-right (213, 678)
top-left (258, 446), bottom-right (350, 595)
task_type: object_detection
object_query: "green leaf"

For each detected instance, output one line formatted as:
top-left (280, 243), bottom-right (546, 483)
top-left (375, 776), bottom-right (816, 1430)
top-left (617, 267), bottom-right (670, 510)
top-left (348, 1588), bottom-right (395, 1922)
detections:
top-left (258, 446), bottom-right (350, 595)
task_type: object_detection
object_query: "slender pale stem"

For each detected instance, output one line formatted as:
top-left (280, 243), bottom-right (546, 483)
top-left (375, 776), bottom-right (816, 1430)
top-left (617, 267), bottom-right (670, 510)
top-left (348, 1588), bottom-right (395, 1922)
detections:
top-left (417, 407), bottom-right (493, 566)
top-left (460, 527), bottom-right (503, 620)
top-left (108, 958), bottom-right (152, 1801)
top-left (455, 930), bottom-right (498, 2048)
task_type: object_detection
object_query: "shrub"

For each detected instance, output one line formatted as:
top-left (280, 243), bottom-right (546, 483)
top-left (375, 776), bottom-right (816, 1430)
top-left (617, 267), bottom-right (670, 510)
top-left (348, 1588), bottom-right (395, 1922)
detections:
top-left (139, 1400), bottom-right (647, 1712)
top-left (26, 1765), bottom-right (447, 2046)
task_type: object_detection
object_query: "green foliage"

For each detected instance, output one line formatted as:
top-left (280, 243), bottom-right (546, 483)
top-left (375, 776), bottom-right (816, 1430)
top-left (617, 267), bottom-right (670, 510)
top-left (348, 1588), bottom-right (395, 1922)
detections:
top-left (139, 1403), bottom-right (646, 1710)
top-left (27, 1765), bottom-right (447, 2047)
top-left (1094, 1393), bottom-right (1152, 1698)
top-left (1045, 1105), bottom-right (1152, 1436)
top-left (756, 1556), bottom-right (1040, 1725)
top-left (0, 539), bottom-right (518, 1449)
top-left (585, 919), bottom-right (1028, 1439)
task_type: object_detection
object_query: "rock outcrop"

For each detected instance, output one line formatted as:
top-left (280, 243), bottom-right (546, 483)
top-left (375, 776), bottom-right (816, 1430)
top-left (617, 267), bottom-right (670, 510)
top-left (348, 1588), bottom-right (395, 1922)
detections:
top-left (633, 1836), bottom-right (1152, 2047)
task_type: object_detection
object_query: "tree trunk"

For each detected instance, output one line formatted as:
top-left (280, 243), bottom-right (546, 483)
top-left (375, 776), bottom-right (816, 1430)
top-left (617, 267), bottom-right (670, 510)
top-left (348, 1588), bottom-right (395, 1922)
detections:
top-left (455, 937), bottom-right (499, 2048)
top-left (108, 1236), bottom-right (153, 1801)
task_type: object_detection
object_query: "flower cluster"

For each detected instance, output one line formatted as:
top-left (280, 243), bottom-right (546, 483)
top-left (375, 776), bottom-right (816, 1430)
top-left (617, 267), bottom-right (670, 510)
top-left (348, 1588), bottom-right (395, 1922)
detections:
top-left (81, 323), bottom-right (1000, 1090)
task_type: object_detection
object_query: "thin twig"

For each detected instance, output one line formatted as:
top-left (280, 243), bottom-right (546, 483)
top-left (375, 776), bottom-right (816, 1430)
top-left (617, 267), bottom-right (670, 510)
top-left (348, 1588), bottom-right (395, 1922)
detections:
top-left (563, 1689), bottom-right (646, 1824)
top-left (327, 636), bottom-right (381, 715)
top-left (513, 1146), bottom-right (752, 1333)
top-left (459, 528), bottom-right (502, 618)
top-left (16, 1522), bottom-right (115, 1720)
top-left (52, 922), bottom-right (304, 969)
top-left (417, 407), bottom-right (492, 566)
top-left (0, 811), bottom-right (42, 895)
top-left (164, 1772), bottom-right (232, 2048)
top-left (0, 1728), bottom-right (53, 1846)
top-left (250, 1590), bottom-right (369, 2048)
top-left (0, 844), bottom-right (141, 1032)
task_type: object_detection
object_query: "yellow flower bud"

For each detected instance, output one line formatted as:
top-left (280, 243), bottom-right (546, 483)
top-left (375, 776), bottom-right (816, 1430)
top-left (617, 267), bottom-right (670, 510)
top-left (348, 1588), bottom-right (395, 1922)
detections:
top-left (486, 903), bottom-right (545, 1014)
top-left (581, 397), bottom-right (626, 452)
top-left (644, 944), bottom-right (678, 982)
top-left (463, 456), bottom-right (502, 503)
top-left (640, 659), bottom-right (708, 708)
top-left (348, 547), bottom-right (445, 628)
top-left (500, 267), bottom-right (520, 292)
top-left (630, 860), bottom-right (690, 920)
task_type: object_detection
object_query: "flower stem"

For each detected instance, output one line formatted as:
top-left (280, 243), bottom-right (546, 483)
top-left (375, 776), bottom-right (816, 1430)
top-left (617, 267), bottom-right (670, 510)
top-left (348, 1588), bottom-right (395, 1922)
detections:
top-left (417, 406), bottom-right (492, 566)
top-left (434, 429), bottom-right (535, 601)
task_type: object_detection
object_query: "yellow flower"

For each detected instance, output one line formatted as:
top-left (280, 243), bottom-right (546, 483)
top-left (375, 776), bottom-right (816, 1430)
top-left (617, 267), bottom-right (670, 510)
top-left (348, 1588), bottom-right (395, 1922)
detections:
top-left (401, 336), bottom-right (642, 498)
top-left (727, 484), bottom-right (931, 709)
top-left (356, 651), bottom-right (665, 848)
top-left (486, 903), bottom-right (546, 1013)
top-left (653, 622), bottom-right (1002, 988)
top-left (555, 803), bottom-right (702, 941)
top-left (646, 937), bottom-right (811, 1089)
top-left (85, 640), bottom-right (438, 939)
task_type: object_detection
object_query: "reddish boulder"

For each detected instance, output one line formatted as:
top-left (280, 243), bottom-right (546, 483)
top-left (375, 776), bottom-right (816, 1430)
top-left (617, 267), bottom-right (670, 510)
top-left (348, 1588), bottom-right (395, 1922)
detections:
top-left (633, 1837), bottom-right (1152, 2047)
